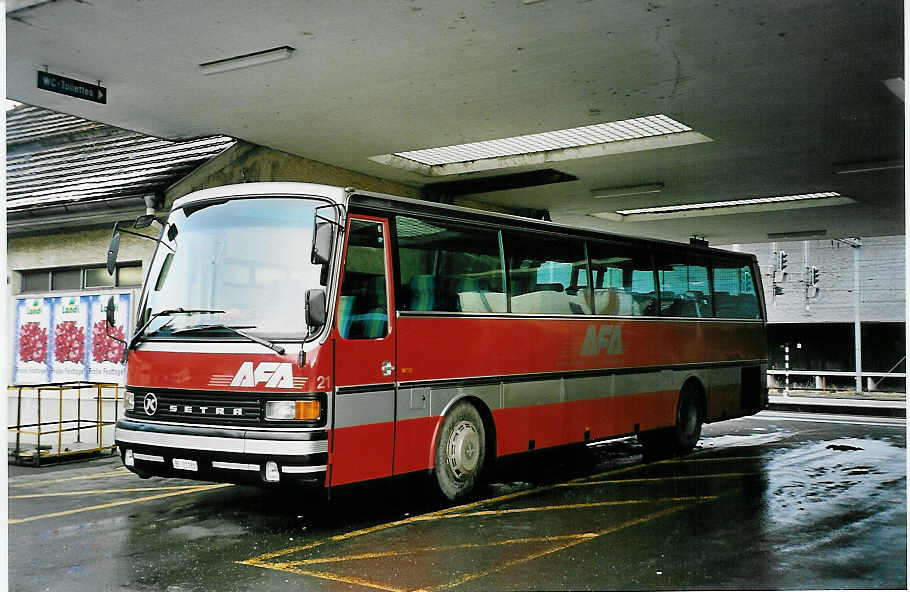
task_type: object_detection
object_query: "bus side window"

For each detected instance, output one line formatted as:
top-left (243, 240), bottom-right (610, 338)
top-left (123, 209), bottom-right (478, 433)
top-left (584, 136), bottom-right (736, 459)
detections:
top-left (656, 255), bottom-right (713, 318)
top-left (504, 234), bottom-right (589, 315)
top-left (712, 262), bottom-right (761, 319)
top-left (587, 243), bottom-right (655, 316)
top-left (395, 215), bottom-right (504, 313)
top-left (337, 220), bottom-right (388, 339)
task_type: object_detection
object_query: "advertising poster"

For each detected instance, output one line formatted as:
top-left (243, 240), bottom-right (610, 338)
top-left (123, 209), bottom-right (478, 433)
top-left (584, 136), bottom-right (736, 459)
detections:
top-left (87, 293), bottom-right (131, 384)
top-left (13, 297), bottom-right (52, 384)
top-left (13, 293), bottom-right (131, 385)
top-left (50, 295), bottom-right (89, 383)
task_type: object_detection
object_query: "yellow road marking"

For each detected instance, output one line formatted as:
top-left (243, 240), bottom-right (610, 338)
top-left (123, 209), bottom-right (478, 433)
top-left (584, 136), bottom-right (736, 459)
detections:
top-left (670, 455), bottom-right (763, 463)
top-left (239, 454), bottom-right (735, 591)
top-left (424, 495), bottom-right (717, 520)
top-left (279, 533), bottom-right (594, 566)
top-left (9, 483), bottom-right (232, 524)
top-left (252, 565), bottom-right (411, 592)
top-left (240, 460), bottom-right (654, 565)
top-left (10, 485), bottom-right (207, 499)
top-left (248, 507), bottom-right (689, 592)
top-left (420, 505), bottom-right (688, 592)
top-left (560, 472), bottom-right (757, 487)
top-left (9, 468), bottom-right (131, 489)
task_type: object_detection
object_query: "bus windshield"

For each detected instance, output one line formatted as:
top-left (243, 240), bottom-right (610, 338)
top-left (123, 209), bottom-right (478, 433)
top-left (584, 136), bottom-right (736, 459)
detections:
top-left (140, 197), bottom-right (332, 340)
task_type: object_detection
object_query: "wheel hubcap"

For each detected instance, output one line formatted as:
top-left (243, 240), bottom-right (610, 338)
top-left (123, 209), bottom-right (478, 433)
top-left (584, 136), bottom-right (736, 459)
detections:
top-left (447, 420), bottom-right (480, 480)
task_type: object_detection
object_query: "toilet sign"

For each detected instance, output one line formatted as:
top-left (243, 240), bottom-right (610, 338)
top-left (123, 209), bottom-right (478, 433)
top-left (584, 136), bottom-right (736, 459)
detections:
top-left (37, 71), bottom-right (107, 104)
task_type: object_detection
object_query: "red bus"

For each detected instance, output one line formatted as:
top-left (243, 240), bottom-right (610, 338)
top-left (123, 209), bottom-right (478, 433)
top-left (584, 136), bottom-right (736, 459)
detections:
top-left (110, 182), bottom-right (768, 500)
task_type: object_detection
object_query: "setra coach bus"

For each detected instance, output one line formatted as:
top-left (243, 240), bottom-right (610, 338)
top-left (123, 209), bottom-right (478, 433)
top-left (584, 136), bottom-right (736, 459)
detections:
top-left (108, 182), bottom-right (768, 500)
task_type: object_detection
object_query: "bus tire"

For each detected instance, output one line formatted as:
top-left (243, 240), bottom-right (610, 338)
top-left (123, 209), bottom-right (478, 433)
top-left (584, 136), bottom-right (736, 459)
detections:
top-left (638, 384), bottom-right (703, 458)
top-left (669, 384), bottom-right (703, 454)
top-left (435, 402), bottom-right (486, 501)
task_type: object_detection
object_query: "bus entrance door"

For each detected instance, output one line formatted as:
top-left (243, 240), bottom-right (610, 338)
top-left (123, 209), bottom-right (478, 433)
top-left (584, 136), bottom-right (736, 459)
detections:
top-left (330, 216), bottom-right (397, 486)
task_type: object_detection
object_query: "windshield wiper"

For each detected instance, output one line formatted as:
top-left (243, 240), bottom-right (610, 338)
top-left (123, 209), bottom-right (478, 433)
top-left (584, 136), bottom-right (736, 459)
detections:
top-left (171, 324), bottom-right (286, 356)
top-left (129, 308), bottom-right (225, 350)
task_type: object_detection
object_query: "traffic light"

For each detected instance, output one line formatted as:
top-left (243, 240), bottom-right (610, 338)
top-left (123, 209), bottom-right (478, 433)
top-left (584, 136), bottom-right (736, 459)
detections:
top-left (777, 250), bottom-right (788, 272)
top-left (810, 266), bottom-right (819, 287)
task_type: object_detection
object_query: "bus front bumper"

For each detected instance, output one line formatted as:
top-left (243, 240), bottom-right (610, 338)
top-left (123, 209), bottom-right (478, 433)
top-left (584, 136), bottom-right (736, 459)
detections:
top-left (115, 418), bottom-right (328, 486)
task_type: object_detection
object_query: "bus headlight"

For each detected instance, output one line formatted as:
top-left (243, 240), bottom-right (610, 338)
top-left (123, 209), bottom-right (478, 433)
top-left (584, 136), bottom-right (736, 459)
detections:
top-left (265, 400), bottom-right (321, 421)
top-left (125, 391), bottom-right (135, 411)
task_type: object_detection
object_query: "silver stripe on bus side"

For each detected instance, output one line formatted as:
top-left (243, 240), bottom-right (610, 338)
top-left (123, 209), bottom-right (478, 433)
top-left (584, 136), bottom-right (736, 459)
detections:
top-left (281, 465), bottom-right (327, 474)
top-left (345, 365), bottom-right (750, 429)
top-left (333, 388), bottom-right (395, 429)
top-left (115, 427), bottom-right (329, 456)
top-left (211, 461), bottom-right (260, 471)
top-left (133, 453), bottom-right (165, 463)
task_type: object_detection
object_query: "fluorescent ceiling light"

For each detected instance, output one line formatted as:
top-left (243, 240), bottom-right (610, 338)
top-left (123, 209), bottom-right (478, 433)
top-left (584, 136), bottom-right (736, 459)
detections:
top-left (590, 192), bottom-right (854, 222)
top-left (617, 192), bottom-right (842, 215)
top-left (371, 115), bottom-right (712, 176)
top-left (767, 229), bottom-right (828, 240)
top-left (835, 159), bottom-right (903, 174)
top-left (200, 46), bottom-right (294, 75)
top-left (591, 183), bottom-right (663, 199)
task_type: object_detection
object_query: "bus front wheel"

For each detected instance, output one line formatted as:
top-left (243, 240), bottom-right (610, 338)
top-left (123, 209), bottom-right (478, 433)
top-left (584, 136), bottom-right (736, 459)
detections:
top-left (435, 402), bottom-right (486, 501)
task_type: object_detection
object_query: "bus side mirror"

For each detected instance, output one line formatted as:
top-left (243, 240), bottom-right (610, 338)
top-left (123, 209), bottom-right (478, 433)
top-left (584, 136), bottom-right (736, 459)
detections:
top-left (105, 295), bottom-right (116, 328)
top-left (106, 233), bottom-right (121, 275)
top-left (312, 222), bottom-right (334, 265)
top-left (305, 289), bottom-right (326, 329)
top-left (134, 214), bottom-right (157, 229)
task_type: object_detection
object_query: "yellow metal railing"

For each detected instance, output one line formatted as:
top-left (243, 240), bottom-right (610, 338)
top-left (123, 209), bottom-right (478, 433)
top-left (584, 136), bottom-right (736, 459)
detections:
top-left (7, 382), bottom-right (121, 465)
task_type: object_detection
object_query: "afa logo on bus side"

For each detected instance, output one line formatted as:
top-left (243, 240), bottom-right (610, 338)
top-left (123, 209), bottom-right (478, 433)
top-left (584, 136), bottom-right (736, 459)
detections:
top-left (580, 324), bottom-right (623, 356)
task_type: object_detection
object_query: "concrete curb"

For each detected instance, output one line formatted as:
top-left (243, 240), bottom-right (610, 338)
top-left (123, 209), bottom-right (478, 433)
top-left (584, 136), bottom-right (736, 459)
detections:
top-left (768, 395), bottom-right (906, 418)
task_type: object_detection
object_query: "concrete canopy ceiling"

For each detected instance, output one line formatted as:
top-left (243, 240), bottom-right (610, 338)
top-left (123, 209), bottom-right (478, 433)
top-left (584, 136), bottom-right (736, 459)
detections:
top-left (6, 0), bottom-right (904, 244)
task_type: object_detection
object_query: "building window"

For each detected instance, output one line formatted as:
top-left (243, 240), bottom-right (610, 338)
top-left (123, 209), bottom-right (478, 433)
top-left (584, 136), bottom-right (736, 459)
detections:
top-left (19, 263), bottom-right (142, 294)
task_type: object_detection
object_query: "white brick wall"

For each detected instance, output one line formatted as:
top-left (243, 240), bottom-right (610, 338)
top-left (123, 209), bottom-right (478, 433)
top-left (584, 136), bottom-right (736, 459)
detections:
top-left (723, 236), bottom-right (905, 323)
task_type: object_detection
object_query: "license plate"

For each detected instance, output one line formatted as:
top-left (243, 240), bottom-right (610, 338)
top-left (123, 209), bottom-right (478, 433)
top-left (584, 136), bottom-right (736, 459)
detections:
top-left (172, 458), bottom-right (198, 471)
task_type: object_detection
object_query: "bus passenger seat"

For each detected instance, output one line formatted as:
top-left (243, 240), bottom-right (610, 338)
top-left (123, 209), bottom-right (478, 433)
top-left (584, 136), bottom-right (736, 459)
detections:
top-left (337, 295), bottom-right (356, 338)
top-left (593, 288), bottom-right (619, 315)
top-left (408, 275), bottom-right (438, 311)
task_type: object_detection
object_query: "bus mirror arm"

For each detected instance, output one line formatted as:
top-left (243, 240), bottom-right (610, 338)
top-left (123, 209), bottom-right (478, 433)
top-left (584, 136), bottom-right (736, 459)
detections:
top-left (106, 219), bottom-right (175, 275)
top-left (103, 295), bottom-right (129, 362)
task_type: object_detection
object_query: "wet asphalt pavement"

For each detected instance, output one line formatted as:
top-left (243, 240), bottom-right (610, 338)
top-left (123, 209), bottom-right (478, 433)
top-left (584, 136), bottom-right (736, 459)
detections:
top-left (9, 410), bottom-right (906, 591)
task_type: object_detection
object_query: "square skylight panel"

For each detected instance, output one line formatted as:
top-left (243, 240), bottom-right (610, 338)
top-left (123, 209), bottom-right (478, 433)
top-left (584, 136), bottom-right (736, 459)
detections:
top-left (372, 114), bottom-right (711, 176)
top-left (394, 115), bottom-right (692, 166)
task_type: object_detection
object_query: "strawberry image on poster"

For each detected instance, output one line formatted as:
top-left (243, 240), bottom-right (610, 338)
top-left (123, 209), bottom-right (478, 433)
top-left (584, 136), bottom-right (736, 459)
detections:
top-left (92, 321), bottom-right (125, 363)
top-left (54, 321), bottom-right (86, 363)
top-left (18, 322), bottom-right (48, 363)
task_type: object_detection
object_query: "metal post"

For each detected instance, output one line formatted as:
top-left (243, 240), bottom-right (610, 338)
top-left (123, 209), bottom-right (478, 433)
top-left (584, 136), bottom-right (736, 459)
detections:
top-left (854, 244), bottom-right (863, 394)
top-left (784, 344), bottom-right (790, 395)
top-left (57, 385), bottom-right (64, 464)
top-left (15, 386), bottom-right (23, 463)
top-left (35, 387), bottom-right (41, 466)
top-left (76, 386), bottom-right (82, 443)
top-left (97, 384), bottom-right (103, 451)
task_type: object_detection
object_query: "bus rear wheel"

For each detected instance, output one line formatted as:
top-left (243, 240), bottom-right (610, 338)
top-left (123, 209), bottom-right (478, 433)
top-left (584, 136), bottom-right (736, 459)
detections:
top-left (670, 386), bottom-right (702, 453)
top-left (638, 384), bottom-right (703, 458)
top-left (435, 402), bottom-right (486, 501)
